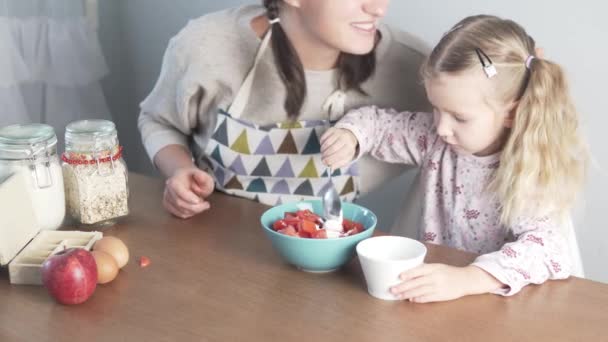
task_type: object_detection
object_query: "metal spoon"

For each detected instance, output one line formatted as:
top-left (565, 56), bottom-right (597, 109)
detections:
top-left (322, 167), bottom-right (343, 222)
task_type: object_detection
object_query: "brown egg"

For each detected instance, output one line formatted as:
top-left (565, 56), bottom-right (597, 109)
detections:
top-left (93, 236), bottom-right (129, 268)
top-left (91, 250), bottom-right (119, 284)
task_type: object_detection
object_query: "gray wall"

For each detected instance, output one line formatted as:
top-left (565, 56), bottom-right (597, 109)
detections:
top-left (99, 0), bottom-right (607, 283)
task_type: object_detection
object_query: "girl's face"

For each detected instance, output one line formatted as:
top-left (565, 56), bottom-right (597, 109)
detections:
top-left (285, 0), bottom-right (390, 55)
top-left (425, 70), bottom-right (514, 157)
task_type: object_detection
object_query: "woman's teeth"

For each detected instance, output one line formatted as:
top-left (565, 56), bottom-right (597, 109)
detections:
top-left (351, 22), bottom-right (376, 32)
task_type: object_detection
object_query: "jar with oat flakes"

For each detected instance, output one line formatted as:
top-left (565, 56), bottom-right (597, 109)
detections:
top-left (62, 120), bottom-right (129, 227)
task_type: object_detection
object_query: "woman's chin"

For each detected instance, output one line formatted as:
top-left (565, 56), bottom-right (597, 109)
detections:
top-left (339, 39), bottom-right (376, 55)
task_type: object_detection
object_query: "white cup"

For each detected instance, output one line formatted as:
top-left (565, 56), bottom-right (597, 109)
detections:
top-left (356, 236), bottom-right (427, 300)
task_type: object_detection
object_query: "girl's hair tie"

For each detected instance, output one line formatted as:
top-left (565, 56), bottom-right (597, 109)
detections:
top-left (268, 17), bottom-right (280, 25)
top-left (525, 55), bottom-right (536, 69)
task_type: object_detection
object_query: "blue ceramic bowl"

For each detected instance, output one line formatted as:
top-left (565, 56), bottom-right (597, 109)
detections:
top-left (260, 200), bottom-right (377, 272)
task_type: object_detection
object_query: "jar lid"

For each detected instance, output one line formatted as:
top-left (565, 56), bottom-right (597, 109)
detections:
top-left (66, 119), bottom-right (116, 137)
top-left (0, 124), bottom-right (58, 160)
top-left (65, 120), bottom-right (117, 152)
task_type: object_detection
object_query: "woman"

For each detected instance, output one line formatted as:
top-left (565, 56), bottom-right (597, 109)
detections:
top-left (138, 0), bottom-right (428, 218)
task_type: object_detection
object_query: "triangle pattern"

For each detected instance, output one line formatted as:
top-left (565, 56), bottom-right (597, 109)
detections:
top-left (230, 156), bottom-right (247, 175)
top-left (340, 177), bottom-right (355, 196)
top-left (268, 130), bottom-right (288, 151)
top-left (254, 135), bottom-right (275, 155)
top-left (225, 176), bottom-right (243, 190)
top-left (345, 163), bottom-right (360, 176)
top-left (301, 131), bottom-right (321, 155)
top-left (332, 168), bottom-right (342, 177)
top-left (245, 127), bottom-right (265, 154)
top-left (211, 117), bottom-right (229, 146)
top-left (271, 179), bottom-right (290, 195)
top-left (277, 131), bottom-right (298, 154)
top-left (246, 178), bottom-right (267, 193)
top-left (294, 180), bottom-right (314, 196)
top-left (234, 117), bottom-right (256, 129)
top-left (280, 121), bottom-right (303, 129)
top-left (251, 158), bottom-right (272, 177)
top-left (214, 167), bottom-right (225, 187)
top-left (321, 169), bottom-right (328, 178)
top-left (290, 129), bottom-right (312, 154)
top-left (299, 158), bottom-right (319, 178)
top-left (275, 197), bottom-right (283, 206)
top-left (275, 159), bottom-right (295, 178)
top-left (230, 130), bottom-right (251, 154)
top-left (316, 181), bottom-right (332, 197)
top-left (211, 145), bottom-right (224, 168)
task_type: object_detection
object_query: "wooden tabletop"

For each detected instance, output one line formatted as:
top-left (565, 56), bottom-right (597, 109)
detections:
top-left (1, 173), bottom-right (607, 341)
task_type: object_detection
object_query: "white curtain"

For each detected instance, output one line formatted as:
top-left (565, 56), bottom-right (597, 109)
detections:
top-left (0, 0), bottom-right (110, 141)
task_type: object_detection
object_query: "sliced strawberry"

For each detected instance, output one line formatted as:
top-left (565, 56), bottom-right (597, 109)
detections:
top-left (296, 209), bottom-right (322, 223)
top-left (278, 226), bottom-right (298, 237)
top-left (301, 220), bottom-right (317, 234)
top-left (273, 219), bottom-right (288, 231)
top-left (343, 219), bottom-right (364, 234)
top-left (139, 256), bottom-right (151, 268)
top-left (298, 230), bottom-right (312, 238)
top-left (283, 217), bottom-right (300, 227)
top-left (311, 229), bottom-right (328, 239)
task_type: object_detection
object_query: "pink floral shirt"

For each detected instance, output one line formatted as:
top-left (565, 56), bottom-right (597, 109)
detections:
top-left (336, 106), bottom-right (571, 295)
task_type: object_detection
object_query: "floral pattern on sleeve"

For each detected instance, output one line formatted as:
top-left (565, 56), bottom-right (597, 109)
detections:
top-left (334, 106), bottom-right (438, 167)
top-left (472, 216), bottom-right (572, 296)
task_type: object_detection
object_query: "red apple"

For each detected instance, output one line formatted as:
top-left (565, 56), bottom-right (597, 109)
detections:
top-left (41, 248), bottom-right (97, 305)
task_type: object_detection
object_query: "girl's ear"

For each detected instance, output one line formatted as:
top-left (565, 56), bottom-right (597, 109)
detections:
top-left (282, 0), bottom-right (301, 8)
top-left (503, 101), bottom-right (519, 128)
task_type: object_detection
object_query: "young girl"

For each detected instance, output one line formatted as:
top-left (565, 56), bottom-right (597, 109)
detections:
top-left (321, 15), bottom-right (588, 302)
top-left (138, 1), bottom-right (429, 218)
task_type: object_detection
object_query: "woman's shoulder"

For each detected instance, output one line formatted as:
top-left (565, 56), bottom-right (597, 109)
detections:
top-left (376, 23), bottom-right (430, 63)
top-left (168, 5), bottom-right (264, 66)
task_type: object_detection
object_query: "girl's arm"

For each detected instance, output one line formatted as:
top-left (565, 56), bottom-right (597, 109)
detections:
top-left (472, 216), bottom-right (572, 296)
top-left (334, 106), bottom-right (436, 166)
top-left (391, 216), bottom-right (571, 302)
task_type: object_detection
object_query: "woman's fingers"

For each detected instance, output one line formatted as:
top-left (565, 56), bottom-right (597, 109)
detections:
top-left (191, 169), bottom-right (214, 197)
top-left (163, 193), bottom-right (195, 219)
top-left (165, 180), bottom-right (210, 216)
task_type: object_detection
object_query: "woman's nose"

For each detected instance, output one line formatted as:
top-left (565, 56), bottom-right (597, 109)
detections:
top-left (363, 0), bottom-right (389, 17)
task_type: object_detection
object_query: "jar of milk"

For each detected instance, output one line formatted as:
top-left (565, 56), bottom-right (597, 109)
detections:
top-left (0, 124), bottom-right (65, 230)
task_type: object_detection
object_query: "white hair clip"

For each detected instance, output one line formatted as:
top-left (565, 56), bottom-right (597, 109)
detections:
top-left (475, 48), bottom-right (497, 78)
top-left (268, 17), bottom-right (280, 25)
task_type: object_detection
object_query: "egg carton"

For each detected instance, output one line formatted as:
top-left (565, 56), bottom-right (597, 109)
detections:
top-left (7, 231), bottom-right (102, 285)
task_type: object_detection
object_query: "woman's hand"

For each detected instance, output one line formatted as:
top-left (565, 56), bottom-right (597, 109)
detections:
top-left (163, 167), bottom-right (214, 219)
top-left (390, 264), bottom-right (505, 303)
top-left (320, 128), bottom-right (359, 169)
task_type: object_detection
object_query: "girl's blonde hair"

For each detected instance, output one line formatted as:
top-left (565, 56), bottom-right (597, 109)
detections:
top-left (422, 15), bottom-right (588, 226)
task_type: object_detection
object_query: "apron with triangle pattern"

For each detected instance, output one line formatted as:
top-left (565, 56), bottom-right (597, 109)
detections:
top-left (202, 28), bottom-right (360, 206)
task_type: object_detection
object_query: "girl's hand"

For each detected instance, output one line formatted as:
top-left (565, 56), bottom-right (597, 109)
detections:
top-left (320, 128), bottom-right (359, 169)
top-left (390, 264), bottom-right (504, 303)
top-left (163, 167), bottom-right (214, 219)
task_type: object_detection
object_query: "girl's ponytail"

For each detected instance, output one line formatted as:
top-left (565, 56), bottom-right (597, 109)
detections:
top-left (493, 57), bottom-right (588, 224)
